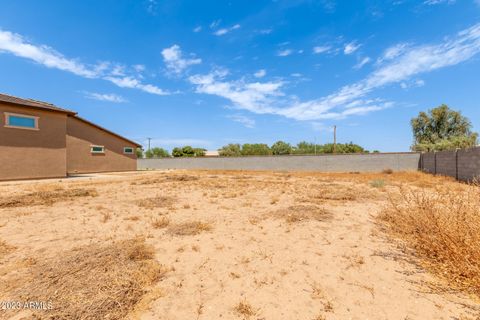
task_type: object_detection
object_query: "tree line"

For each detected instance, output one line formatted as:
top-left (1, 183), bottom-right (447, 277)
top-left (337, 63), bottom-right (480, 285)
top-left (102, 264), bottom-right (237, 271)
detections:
top-left (138, 141), bottom-right (373, 158)
top-left (137, 104), bottom-right (479, 158)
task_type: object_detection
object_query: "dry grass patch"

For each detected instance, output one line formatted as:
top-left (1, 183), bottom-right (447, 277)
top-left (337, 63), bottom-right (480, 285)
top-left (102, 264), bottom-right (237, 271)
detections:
top-left (152, 217), bottom-right (170, 229)
top-left (0, 188), bottom-right (97, 208)
top-left (166, 174), bottom-right (199, 182)
top-left (233, 299), bottom-right (258, 319)
top-left (378, 183), bottom-right (480, 297)
top-left (137, 195), bottom-right (176, 209)
top-left (270, 205), bottom-right (332, 224)
top-left (167, 221), bottom-right (212, 236)
top-left (3, 238), bottom-right (168, 319)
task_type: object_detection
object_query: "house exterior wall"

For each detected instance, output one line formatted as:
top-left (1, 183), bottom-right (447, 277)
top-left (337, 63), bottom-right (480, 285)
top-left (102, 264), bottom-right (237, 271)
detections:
top-left (66, 116), bottom-right (137, 174)
top-left (0, 102), bottom-right (67, 180)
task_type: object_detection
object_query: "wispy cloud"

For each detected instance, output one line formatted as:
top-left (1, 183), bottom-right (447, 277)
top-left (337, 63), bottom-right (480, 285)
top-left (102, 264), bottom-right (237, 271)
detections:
top-left (277, 49), bottom-right (293, 57)
top-left (84, 92), bottom-right (127, 103)
top-left (104, 76), bottom-right (169, 95)
top-left (281, 23), bottom-right (480, 120)
top-left (313, 45), bottom-right (331, 54)
top-left (344, 41), bottom-right (361, 55)
top-left (354, 57), bottom-right (371, 69)
top-left (161, 44), bottom-right (201, 75)
top-left (146, 0), bottom-right (158, 15)
top-left (190, 23), bottom-right (480, 122)
top-left (193, 26), bottom-right (202, 33)
top-left (423, 0), bottom-right (456, 5)
top-left (189, 69), bottom-right (283, 114)
top-left (227, 114), bottom-right (255, 128)
top-left (254, 69), bottom-right (266, 78)
top-left (213, 24), bottom-right (241, 36)
top-left (209, 20), bottom-right (221, 29)
top-left (0, 29), bottom-right (169, 96)
top-left (258, 28), bottom-right (273, 35)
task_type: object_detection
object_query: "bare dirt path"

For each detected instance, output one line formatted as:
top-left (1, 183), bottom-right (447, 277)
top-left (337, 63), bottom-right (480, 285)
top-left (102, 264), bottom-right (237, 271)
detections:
top-left (0, 170), bottom-right (478, 320)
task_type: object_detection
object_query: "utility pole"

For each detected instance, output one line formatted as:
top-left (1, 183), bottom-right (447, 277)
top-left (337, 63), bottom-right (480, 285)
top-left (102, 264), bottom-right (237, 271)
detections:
top-left (333, 125), bottom-right (337, 154)
top-left (147, 137), bottom-right (152, 151)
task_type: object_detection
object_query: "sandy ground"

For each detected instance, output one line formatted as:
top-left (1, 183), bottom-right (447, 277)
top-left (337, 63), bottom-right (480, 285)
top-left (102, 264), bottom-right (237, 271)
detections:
top-left (0, 170), bottom-right (479, 320)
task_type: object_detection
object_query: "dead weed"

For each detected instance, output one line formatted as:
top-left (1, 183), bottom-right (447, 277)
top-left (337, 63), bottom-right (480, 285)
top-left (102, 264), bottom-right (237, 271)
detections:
top-left (3, 238), bottom-right (168, 319)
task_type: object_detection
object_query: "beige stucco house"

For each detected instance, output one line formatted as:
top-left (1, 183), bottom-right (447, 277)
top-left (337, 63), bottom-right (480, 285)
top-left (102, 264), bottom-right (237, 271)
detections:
top-left (0, 93), bottom-right (141, 181)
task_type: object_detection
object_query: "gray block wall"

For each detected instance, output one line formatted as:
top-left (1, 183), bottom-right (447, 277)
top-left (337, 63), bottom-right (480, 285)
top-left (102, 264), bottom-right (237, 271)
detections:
top-left (420, 147), bottom-right (480, 182)
top-left (436, 151), bottom-right (457, 178)
top-left (138, 153), bottom-right (420, 173)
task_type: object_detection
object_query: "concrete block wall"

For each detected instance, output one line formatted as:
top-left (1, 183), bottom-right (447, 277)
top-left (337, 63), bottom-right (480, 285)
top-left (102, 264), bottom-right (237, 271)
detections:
top-left (457, 147), bottom-right (480, 181)
top-left (435, 151), bottom-right (457, 178)
top-left (138, 153), bottom-right (420, 173)
top-left (420, 147), bottom-right (480, 182)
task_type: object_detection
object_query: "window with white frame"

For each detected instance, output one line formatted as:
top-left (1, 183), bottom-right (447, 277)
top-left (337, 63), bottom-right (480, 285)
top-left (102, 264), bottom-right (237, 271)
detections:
top-left (4, 112), bottom-right (39, 130)
top-left (123, 147), bottom-right (134, 154)
top-left (91, 145), bottom-right (105, 154)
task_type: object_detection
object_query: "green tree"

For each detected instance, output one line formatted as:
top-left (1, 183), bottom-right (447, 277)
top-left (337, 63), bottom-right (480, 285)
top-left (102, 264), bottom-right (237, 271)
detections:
top-left (136, 148), bottom-right (144, 158)
top-left (241, 143), bottom-right (272, 156)
top-left (181, 146), bottom-right (195, 157)
top-left (271, 141), bottom-right (292, 155)
top-left (293, 141), bottom-right (323, 154)
top-left (172, 147), bottom-right (183, 157)
top-left (218, 144), bottom-right (242, 157)
top-left (411, 105), bottom-right (478, 151)
top-left (193, 148), bottom-right (206, 157)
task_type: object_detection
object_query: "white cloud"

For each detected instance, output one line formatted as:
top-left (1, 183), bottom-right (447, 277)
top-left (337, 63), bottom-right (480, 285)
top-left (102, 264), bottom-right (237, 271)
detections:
top-left (227, 114), bottom-right (255, 128)
top-left (161, 44), bottom-right (201, 75)
top-left (354, 57), bottom-right (371, 69)
top-left (193, 26), bottom-right (202, 33)
top-left (0, 29), bottom-right (98, 78)
top-left (400, 79), bottom-right (426, 89)
top-left (423, 0), bottom-right (455, 5)
top-left (0, 29), bottom-right (169, 96)
top-left (84, 92), bottom-right (127, 103)
top-left (213, 24), bottom-right (240, 36)
top-left (104, 76), bottom-right (169, 95)
top-left (190, 23), bottom-right (480, 122)
top-left (291, 73), bottom-right (303, 77)
top-left (377, 43), bottom-right (410, 63)
top-left (133, 64), bottom-right (146, 72)
top-left (280, 23), bottom-right (480, 120)
top-left (189, 69), bottom-right (283, 114)
top-left (254, 69), bottom-right (266, 78)
top-left (344, 41), bottom-right (361, 55)
top-left (313, 46), bottom-right (331, 54)
top-left (277, 49), bottom-right (293, 57)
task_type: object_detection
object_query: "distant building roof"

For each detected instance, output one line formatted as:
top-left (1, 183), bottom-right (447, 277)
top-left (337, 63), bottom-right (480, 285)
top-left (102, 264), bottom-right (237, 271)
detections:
top-left (0, 93), bottom-right (76, 115)
top-left (205, 150), bottom-right (219, 156)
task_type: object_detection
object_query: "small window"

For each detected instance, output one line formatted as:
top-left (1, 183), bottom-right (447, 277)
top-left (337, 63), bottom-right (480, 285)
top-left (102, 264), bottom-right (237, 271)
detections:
top-left (124, 147), bottom-right (134, 154)
top-left (5, 113), bottom-right (38, 130)
top-left (91, 145), bottom-right (105, 154)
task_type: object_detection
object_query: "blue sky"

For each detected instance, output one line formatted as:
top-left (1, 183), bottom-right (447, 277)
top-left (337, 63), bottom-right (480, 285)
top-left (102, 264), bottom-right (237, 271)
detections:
top-left (1, 0), bottom-right (480, 152)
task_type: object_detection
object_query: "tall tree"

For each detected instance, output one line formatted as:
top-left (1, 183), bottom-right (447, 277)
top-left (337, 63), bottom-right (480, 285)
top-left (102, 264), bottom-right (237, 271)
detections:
top-left (241, 143), bottom-right (272, 156)
top-left (411, 105), bottom-right (478, 151)
top-left (218, 144), bottom-right (242, 157)
top-left (271, 141), bottom-right (292, 155)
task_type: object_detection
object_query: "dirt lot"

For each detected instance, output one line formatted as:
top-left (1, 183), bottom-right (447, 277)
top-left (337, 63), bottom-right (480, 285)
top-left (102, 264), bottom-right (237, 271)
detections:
top-left (0, 170), bottom-right (479, 320)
